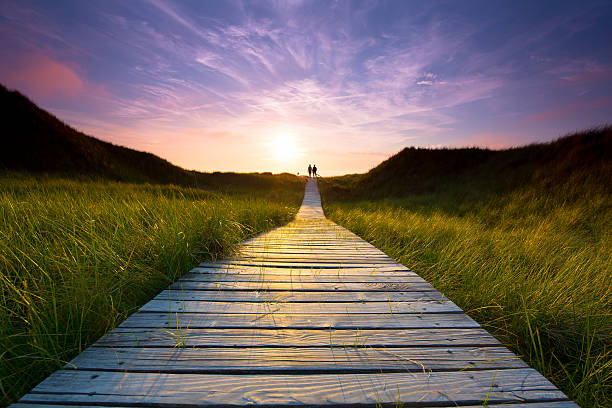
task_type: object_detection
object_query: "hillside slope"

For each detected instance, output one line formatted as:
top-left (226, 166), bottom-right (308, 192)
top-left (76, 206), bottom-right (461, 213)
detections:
top-left (321, 127), bottom-right (612, 201)
top-left (0, 84), bottom-right (303, 193)
top-left (319, 127), bottom-right (612, 408)
top-left (0, 84), bottom-right (192, 183)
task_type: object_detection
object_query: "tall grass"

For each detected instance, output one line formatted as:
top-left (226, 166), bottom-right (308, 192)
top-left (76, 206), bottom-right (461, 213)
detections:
top-left (0, 176), bottom-right (303, 405)
top-left (322, 184), bottom-right (611, 407)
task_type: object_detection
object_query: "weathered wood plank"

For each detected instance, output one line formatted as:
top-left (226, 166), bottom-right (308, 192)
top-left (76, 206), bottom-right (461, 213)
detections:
top-left (246, 239), bottom-right (367, 242)
top-left (209, 263), bottom-right (406, 270)
top-left (67, 346), bottom-right (526, 373)
top-left (154, 289), bottom-right (444, 302)
top-left (242, 256), bottom-right (397, 262)
top-left (238, 253), bottom-right (390, 258)
top-left (194, 264), bottom-right (414, 275)
top-left (119, 312), bottom-right (479, 329)
top-left (238, 254), bottom-right (391, 259)
top-left (179, 272), bottom-right (424, 284)
top-left (208, 258), bottom-right (405, 269)
top-left (244, 236), bottom-right (370, 240)
top-left (237, 258), bottom-right (400, 264)
top-left (139, 300), bottom-right (461, 314)
top-left (95, 328), bottom-right (502, 348)
top-left (169, 280), bottom-right (437, 292)
top-left (209, 261), bottom-right (404, 269)
top-left (8, 402), bottom-right (581, 408)
top-left (238, 251), bottom-right (391, 257)
top-left (189, 270), bottom-right (418, 279)
top-left (239, 247), bottom-right (387, 253)
top-left (186, 267), bottom-right (417, 276)
top-left (238, 248), bottom-right (388, 254)
top-left (246, 242), bottom-right (372, 245)
top-left (19, 369), bottom-right (569, 406)
top-left (226, 260), bottom-right (401, 266)
top-left (243, 243), bottom-right (381, 248)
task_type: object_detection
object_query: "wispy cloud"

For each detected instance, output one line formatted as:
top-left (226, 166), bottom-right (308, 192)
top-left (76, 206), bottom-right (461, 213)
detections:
top-left (1, 0), bottom-right (611, 174)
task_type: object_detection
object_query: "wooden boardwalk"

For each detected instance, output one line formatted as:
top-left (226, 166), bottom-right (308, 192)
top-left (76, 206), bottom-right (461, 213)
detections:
top-left (13, 179), bottom-right (577, 407)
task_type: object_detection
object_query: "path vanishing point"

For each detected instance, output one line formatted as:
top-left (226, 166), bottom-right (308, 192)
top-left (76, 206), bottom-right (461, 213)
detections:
top-left (13, 178), bottom-right (578, 407)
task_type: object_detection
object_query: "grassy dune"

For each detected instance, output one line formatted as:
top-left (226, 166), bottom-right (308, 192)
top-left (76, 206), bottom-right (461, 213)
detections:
top-left (0, 176), bottom-right (304, 404)
top-left (1, 85), bottom-right (305, 191)
top-left (320, 129), bottom-right (611, 407)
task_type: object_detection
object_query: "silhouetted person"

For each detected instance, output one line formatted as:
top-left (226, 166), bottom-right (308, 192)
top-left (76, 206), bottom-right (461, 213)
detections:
top-left (313, 164), bottom-right (317, 177)
top-left (308, 164), bottom-right (312, 177)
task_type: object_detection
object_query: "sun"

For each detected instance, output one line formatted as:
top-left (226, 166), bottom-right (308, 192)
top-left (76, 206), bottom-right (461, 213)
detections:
top-left (271, 133), bottom-right (299, 161)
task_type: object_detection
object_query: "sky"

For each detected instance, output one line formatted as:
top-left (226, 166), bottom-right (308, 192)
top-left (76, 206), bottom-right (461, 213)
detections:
top-left (1, 1), bottom-right (611, 175)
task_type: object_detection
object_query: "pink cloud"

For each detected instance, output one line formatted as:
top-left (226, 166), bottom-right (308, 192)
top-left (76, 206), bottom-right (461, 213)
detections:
top-left (0, 52), bottom-right (106, 101)
top-left (521, 97), bottom-right (611, 124)
top-left (560, 68), bottom-right (612, 84)
top-left (179, 128), bottom-right (232, 139)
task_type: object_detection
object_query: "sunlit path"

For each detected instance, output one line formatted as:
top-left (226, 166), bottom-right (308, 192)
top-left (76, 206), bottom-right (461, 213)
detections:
top-left (13, 179), bottom-right (577, 407)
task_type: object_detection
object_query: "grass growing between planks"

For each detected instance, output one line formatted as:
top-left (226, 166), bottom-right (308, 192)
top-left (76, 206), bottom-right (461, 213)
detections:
top-left (321, 172), bottom-right (611, 407)
top-left (0, 176), bottom-right (304, 405)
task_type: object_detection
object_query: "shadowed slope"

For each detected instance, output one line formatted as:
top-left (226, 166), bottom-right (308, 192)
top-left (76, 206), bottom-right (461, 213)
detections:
top-left (319, 129), bottom-right (611, 407)
top-left (0, 84), bottom-right (188, 182)
top-left (321, 126), bottom-right (612, 201)
top-left (0, 84), bottom-right (303, 194)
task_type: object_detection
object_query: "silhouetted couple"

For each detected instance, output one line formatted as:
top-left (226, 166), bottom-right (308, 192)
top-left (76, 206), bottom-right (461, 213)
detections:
top-left (308, 164), bottom-right (317, 177)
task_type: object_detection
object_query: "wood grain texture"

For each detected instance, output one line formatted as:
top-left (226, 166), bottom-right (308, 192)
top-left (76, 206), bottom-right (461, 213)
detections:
top-left (238, 248), bottom-right (389, 254)
top-left (168, 280), bottom-right (437, 292)
top-left (138, 300), bottom-right (461, 314)
top-left (119, 311), bottom-right (480, 329)
top-left (237, 255), bottom-right (394, 261)
top-left (95, 328), bottom-right (503, 348)
top-left (67, 346), bottom-right (526, 372)
top-left (9, 402), bottom-right (581, 408)
top-left (153, 289), bottom-right (444, 302)
top-left (20, 369), bottom-right (569, 406)
top-left (192, 265), bottom-right (415, 275)
top-left (213, 261), bottom-right (403, 268)
top-left (179, 271), bottom-right (423, 283)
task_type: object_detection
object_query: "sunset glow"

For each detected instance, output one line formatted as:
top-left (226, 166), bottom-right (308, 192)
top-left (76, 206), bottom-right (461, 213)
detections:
top-left (271, 132), bottom-right (301, 162)
top-left (1, 1), bottom-right (611, 175)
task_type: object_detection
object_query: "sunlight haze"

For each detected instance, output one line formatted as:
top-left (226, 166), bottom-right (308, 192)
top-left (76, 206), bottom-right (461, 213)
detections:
top-left (1, 0), bottom-right (611, 175)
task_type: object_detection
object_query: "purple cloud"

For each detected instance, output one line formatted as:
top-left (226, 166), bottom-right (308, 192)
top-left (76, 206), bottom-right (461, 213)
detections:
top-left (1, 0), bottom-right (611, 174)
